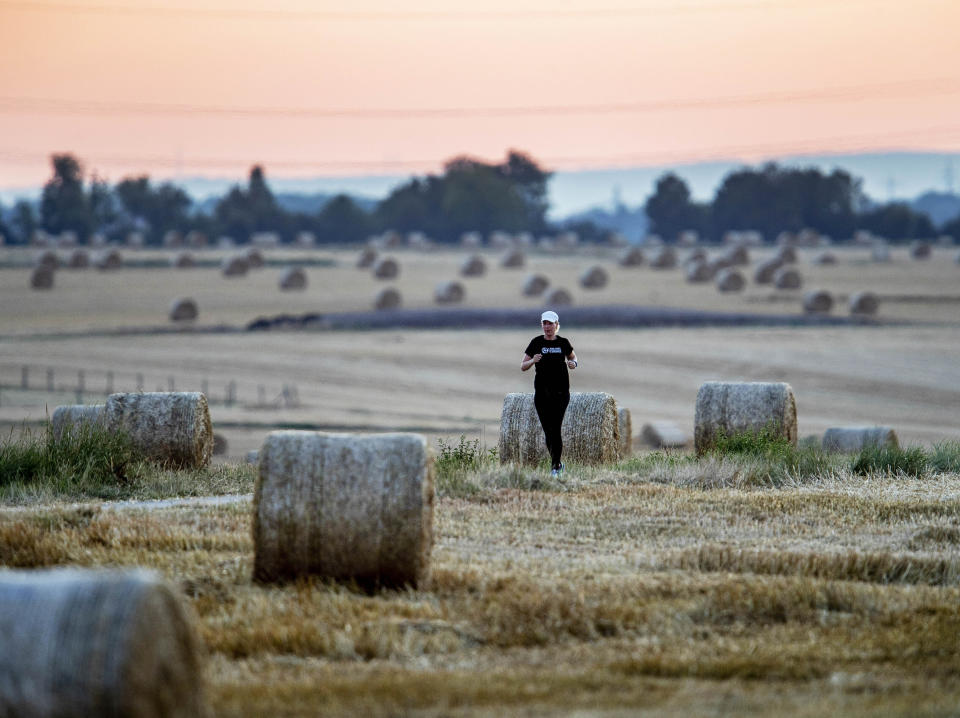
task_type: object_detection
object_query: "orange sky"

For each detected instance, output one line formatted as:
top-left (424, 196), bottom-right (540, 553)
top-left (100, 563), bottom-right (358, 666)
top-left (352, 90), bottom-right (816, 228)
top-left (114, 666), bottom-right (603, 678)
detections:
top-left (2, 0), bottom-right (960, 194)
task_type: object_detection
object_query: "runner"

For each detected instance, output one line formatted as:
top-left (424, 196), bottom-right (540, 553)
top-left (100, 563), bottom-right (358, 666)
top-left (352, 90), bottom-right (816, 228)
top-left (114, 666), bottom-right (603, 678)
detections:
top-left (520, 310), bottom-right (578, 477)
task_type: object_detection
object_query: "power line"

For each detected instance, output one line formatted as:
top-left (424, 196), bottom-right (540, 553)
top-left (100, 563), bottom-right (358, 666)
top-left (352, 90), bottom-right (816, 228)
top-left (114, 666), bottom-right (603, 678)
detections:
top-left (0, 0), bottom-right (944, 21)
top-left (2, 77), bottom-right (959, 119)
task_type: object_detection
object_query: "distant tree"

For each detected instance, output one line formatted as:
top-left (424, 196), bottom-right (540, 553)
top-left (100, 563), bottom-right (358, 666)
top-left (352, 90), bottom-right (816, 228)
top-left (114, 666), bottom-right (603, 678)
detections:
top-left (857, 202), bottom-right (936, 240)
top-left (40, 153), bottom-right (92, 238)
top-left (0, 199), bottom-right (10, 243)
top-left (374, 178), bottom-right (438, 236)
top-left (940, 214), bottom-right (960, 240)
top-left (114, 176), bottom-right (192, 242)
top-left (10, 200), bottom-right (38, 244)
top-left (214, 165), bottom-right (286, 241)
top-left (315, 194), bottom-right (372, 243)
top-left (644, 173), bottom-right (710, 241)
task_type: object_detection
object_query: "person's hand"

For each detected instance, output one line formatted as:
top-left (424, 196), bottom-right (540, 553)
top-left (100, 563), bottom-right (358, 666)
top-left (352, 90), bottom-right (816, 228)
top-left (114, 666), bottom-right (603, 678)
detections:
top-left (566, 359), bottom-right (577, 369)
top-left (532, 353), bottom-right (542, 363)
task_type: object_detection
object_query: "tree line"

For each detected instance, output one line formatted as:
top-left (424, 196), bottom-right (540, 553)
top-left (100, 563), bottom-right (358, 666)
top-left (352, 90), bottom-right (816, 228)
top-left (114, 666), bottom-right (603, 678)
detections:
top-left (0, 152), bottom-right (956, 246)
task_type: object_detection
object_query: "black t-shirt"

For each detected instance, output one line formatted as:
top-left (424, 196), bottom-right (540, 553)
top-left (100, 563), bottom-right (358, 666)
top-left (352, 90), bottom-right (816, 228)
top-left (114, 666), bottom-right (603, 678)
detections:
top-left (525, 335), bottom-right (574, 391)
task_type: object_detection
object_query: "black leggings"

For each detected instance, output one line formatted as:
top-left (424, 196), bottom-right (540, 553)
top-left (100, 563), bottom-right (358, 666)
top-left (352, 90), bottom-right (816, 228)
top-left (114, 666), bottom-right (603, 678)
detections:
top-left (534, 389), bottom-right (570, 469)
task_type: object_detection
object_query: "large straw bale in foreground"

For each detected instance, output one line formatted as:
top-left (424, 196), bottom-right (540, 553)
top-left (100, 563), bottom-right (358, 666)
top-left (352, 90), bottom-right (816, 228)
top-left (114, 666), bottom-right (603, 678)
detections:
top-left (499, 392), bottom-right (619, 466)
top-left (105, 392), bottom-right (213, 468)
top-left (694, 381), bottom-right (797, 454)
top-left (253, 431), bottom-right (434, 587)
top-left (52, 404), bottom-right (105, 441)
top-left (0, 568), bottom-right (205, 718)
top-left (822, 426), bottom-right (899, 452)
top-left (618, 407), bottom-right (632, 458)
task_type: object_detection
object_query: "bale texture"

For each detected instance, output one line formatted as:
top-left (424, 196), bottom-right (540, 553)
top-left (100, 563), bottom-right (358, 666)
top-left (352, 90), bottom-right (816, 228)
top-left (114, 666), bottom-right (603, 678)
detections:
top-left (910, 240), bottom-right (932, 260)
top-left (67, 248), bottom-right (90, 269)
top-left (773, 267), bottom-right (802, 289)
top-left (694, 381), bottom-right (798, 454)
top-left (775, 246), bottom-right (797, 263)
top-left (721, 245), bottom-right (749, 266)
top-left (500, 248), bottom-right (525, 268)
top-left (715, 268), bottom-right (745, 292)
top-left (685, 258), bottom-right (713, 283)
top-left (811, 250), bottom-right (837, 265)
top-left (357, 247), bottom-right (377, 268)
top-left (105, 392), bottom-right (213, 469)
top-left (544, 287), bottom-right (573, 306)
top-left (35, 249), bottom-right (59, 269)
top-left (803, 289), bottom-right (833, 314)
top-left (169, 297), bottom-right (198, 322)
top-left (618, 247), bottom-right (645, 267)
top-left (253, 431), bottom-right (435, 587)
top-left (498, 392), bottom-right (619, 467)
top-left (641, 421), bottom-right (690, 448)
top-left (278, 267), bottom-right (307, 291)
top-left (459, 254), bottom-right (487, 277)
top-left (849, 291), bottom-right (879, 316)
top-left (94, 249), bottom-right (123, 271)
top-left (618, 407), bottom-right (632, 458)
top-left (221, 255), bottom-right (249, 277)
top-left (170, 251), bottom-right (195, 269)
top-left (434, 280), bottom-right (465, 304)
top-left (373, 257), bottom-right (399, 279)
top-left (522, 273), bottom-right (549, 297)
top-left (244, 247), bottom-right (265, 268)
top-left (822, 426), bottom-right (899, 453)
top-left (51, 404), bottom-right (105, 441)
top-left (373, 287), bottom-right (402, 310)
top-left (578, 265), bottom-right (609, 289)
top-left (0, 568), bottom-right (205, 718)
top-left (648, 246), bottom-right (677, 269)
top-left (753, 257), bottom-right (784, 284)
top-left (30, 266), bottom-right (54, 290)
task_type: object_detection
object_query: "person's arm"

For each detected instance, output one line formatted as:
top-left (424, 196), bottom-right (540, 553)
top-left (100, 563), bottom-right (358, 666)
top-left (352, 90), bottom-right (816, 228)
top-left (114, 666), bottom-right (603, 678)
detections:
top-left (521, 353), bottom-right (541, 371)
top-left (566, 350), bottom-right (578, 370)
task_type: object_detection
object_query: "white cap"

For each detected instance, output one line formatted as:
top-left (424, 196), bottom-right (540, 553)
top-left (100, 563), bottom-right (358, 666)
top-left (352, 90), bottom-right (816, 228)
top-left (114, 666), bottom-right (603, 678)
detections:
top-left (541, 310), bottom-right (559, 323)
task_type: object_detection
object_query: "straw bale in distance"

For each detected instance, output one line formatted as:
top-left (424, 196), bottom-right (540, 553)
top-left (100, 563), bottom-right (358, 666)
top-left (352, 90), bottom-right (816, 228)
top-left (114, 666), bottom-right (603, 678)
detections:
top-left (694, 381), bottom-right (798, 454)
top-left (641, 421), bottom-right (690, 448)
top-left (51, 404), bottom-right (105, 441)
top-left (522, 273), bottom-right (549, 296)
top-left (721, 244), bottom-right (749, 266)
top-left (579, 265), bottom-right (609, 289)
top-left (685, 247), bottom-right (707, 263)
top-left (500, 248), bottom-right (525, 268)
top-left (94, 248), bottom-right (123, 271)
top-left (66, 248), bottom-right (90, 269)
top-left (212, 433), bottom-right (228, 455)
top-left (685, 258), bottom-right (714, 283)
top-left (753, 257), bottom-right (784, 284)
top-left (373, 287), bottom-right (402, 310)
top-left (244, 247), bottom-right (265, 268)
top-left (715, 268), bottom-right (745, 292)
top-left (811, 250), bottom-right (837, 265)
top-left (849, 291), bottom-right (879, 316)
top-left (618, 247), bottom-right (645, 267)
top-left (460, 254), bottom-right (487, 277)
top-left (0, 568), bottom-right (206, 718)
top-left (775, 245), bottom-right (797, 263)
top-left (34, 249), bottom-right (59, 269)
top-left (30, 265), bottom-right (54, 290)
top-left (498, 392), bottom-right (619, 466)
top-left (169, 297), bottom-right (198, 322)
top-left (253, 431), bottom-right (435, 587)
top-left (221, 254), bottom-right (249, 277)
top-left (278, 266), bottom-right (307, 291)
top-left (460, 231), bottom-right (482, 248)
top-left (104, 392), bottom-right (213, 469)
top-left (803, 289), bottom-right (833, 314)
top-left (373, 256), bottom-right (399, 279)
top-left (822, 426), bottom-right (899, 452)
top-left (773, 266), bottom-right (802, 289)
top-left (434, 280), bottom-right (465, 304)
top-left (544, 287), bottom-right (573, 306)
top-left (648, 246), bottom-right (677, 269)
top-left (186, 230), bottom-right (207, 248)
top-left (910, 240), bottom-right (932, 259)
top-left (162, 230), bottom-right (183, 248)
top-left (170, 251), bottom-right (195, 269)
top-left (618, 407), bottom-right (632, 458)
top-left (357, 246), bottom-right (377, 268)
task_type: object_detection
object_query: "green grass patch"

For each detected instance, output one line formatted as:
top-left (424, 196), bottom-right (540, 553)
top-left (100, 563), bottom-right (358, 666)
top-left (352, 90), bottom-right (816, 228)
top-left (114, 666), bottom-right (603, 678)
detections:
top-left (851, 444), bottom-right (929, 477)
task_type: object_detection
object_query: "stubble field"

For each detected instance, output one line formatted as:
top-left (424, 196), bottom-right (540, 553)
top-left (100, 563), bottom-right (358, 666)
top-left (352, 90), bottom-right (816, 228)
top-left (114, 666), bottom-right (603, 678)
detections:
top-left (1, 241), bottom-right (960, 716)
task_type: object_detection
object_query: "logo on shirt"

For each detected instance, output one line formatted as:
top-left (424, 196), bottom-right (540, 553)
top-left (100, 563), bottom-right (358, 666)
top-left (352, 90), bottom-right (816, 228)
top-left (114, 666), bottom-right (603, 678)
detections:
top-left (542, 347), bottom-right (562, 353)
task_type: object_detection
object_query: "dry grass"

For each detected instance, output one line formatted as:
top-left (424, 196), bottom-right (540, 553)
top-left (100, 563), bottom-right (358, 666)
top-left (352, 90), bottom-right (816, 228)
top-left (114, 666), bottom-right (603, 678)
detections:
top-left (4, 463), bottom-right (960, 716)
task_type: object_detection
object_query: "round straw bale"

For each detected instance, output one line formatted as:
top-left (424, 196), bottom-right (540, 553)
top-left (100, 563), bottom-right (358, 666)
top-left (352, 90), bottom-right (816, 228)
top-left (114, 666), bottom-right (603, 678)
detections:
top-left (253, 431), bottom-right (435, 587)
top-left (802, 289), bottom-right (833, 314)
top-left (578, 265), bottom-right (609, 289)
top-left (379, 230), bottom-right (404, 248)
top-left (499, 392), bottom-right (619, 466)
top-left (0, 568), bottom-right (205, 718)
top-left (244, 247), bottom-right (265, 269)
top-left (522, 273), bottom-right (549, 297)
top-left (500, 248), bottom-right (525, 268)
top-left (776, 231), bottom-right (797, 247)
top-left (849, 291), bottom-right (879, 316)
top-left (212, 433), bottom-right (228, 455)
top-left (773, 266), bottom-right (802, 289)
top-left (51, 404), bottom-right (105, 441)
top-left (694, 381), bottom-right (797, 454)
top-left (30, 265), bottom-right (54, 290)
top-left (810, 250), bottom-right (837, 265)
top-left (822, 426), bottom-right (899, 453)
top-left (618, 247), bottom-right (645, 267)
top-left (721, 244), bottom-right (750, 266)
top-left (648, 246), bottom-right (677, 269)
top-left (871, 240), bottom-right (891, 262)
top-left (67, 248), bottom-right (90, 269)
top-left (910, 239), bottom-right (932, 259)
top-left (34, 249), bottom-right (59, 270)
top-left (489, 231), bottom-right (515, 249)
top-left (641, 421), bottom-right (690, 449)
top-left (685, 247), bottom-right (707, 263)
top-left (775, 245), bottom-right (797, 263)
top-left (373, 256), bottom-right (399, 279)
top-left (753, 256), bottom-right (784, 284)
top-left (618, 407), bottom-right (632, 458)
top-left (544, 287), bottom-right (573, 306)
top-left (93, 248), bottom-right (123, 271)
top-left (170, 251), bottom-right (195, 269)
top-left (685, 258), bottom-right (714, 283)
top-left (104, 392), bottom-right (213, 469)
top-left (169, 297), bottom-right (198, 322)
top-left (715, 268), bottom-right (745, 292)
top-left (373, 287), bottom-right (402, 310)
top-left (460, 254), bottom-right (487, 277)
top-left (357, 246), bottom-right (377, 268)
top-left (278, 266), bottom-right (307, 291)
top-left (407, 232), bottom-right (433, 250)
top-left (221, 254), bottom-right (249, 277)
top-left (434, 280), bottom-right (466, 304)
